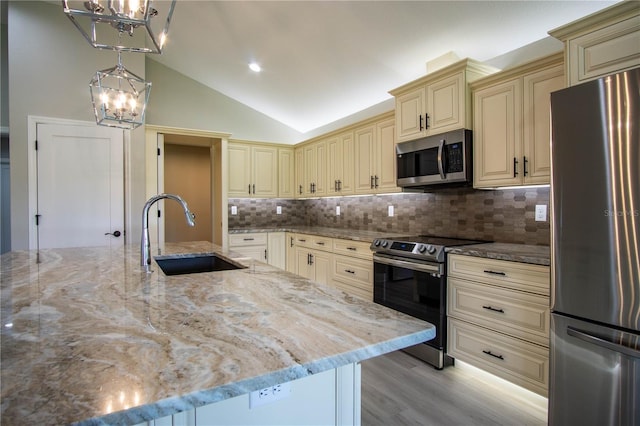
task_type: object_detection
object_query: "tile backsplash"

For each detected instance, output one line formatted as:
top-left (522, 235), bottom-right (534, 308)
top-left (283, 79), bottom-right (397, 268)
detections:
top-left (229, 186), bottom-right (550, 245)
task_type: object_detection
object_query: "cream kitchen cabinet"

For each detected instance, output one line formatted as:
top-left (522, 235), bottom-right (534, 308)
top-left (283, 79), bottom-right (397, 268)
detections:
top-left (327, 130), bottom-right (355, 196)
top-left (228, 142), bottom-right (278, 198)
top-left (229, 232), bottom-right (285, 269)
top-left (285, 233), bottom-right (297, 274)
top-left (278, 148), bottom-right (295, 198)
top-left (447, 253), bottom-right (550, 396)
top-left (472, 53), bottom-right (564, 188)
top-left (354, 115), bottom-right (399, 194)
top-left (294, 234), bottom-right (333, 286)
top-left (228, 232), bottom-right (268, 263)
top-left (549, 1), bottom-right (640, 87)
top-left (296, 140), bottom-right (327, 197)
top-left (331, 239), bottom-right (374, 301)
top-left (390, 59), bottom-right (498, 143)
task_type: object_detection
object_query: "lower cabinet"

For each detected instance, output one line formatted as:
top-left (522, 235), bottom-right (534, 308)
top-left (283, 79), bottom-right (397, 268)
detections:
top-left (294, 234), bottom-right (334, 286)
top-left (331, 239), bottom-right (374, 301)
top-left (446, 253), bottom-right (550, 396)
top-left (228, 232), bottom-right (285, 269)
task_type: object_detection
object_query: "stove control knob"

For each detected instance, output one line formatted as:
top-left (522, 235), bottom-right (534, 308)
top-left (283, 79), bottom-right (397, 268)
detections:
top-left (381, 240), bottom-right (389, 248)
top-left (417, 244), bottom-right (427, 253)
top-left (426, 245), bottom-right (437, 254)
top-left (373, 239), bottom-right (381, 247)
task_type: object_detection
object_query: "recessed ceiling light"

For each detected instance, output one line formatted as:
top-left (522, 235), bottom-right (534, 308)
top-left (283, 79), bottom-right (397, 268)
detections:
top-left (249, 62), bottom-right (261, 73)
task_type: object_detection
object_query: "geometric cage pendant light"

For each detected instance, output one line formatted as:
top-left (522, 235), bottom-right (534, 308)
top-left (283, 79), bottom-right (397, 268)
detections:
top-left (62, 0), bottom-right (177, 54)
top-left (89, 52), bottom-right (151, 129)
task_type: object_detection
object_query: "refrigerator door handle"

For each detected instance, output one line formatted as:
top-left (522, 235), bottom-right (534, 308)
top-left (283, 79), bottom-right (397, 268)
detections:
top-left (567, 326), bottom-right (640, 359)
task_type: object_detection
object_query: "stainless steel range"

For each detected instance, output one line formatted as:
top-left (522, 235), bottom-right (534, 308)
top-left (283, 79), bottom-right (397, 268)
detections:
top-left (370, 235), bottom-right (488, 369)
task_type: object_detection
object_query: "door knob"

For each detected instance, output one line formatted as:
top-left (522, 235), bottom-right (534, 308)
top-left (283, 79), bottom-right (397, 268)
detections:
top-left (105, 230), bottom-right (122, 237)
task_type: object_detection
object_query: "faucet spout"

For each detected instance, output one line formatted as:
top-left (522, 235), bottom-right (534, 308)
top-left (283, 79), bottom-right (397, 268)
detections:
top-left (141, 193), bottom-right (196, 273)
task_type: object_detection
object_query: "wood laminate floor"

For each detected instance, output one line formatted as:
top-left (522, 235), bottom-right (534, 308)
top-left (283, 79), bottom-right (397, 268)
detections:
top-left (361, 350), bottom-right (548, 426)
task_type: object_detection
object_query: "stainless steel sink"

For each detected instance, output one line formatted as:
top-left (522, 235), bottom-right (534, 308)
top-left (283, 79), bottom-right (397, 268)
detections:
top-left (154, 254), bottom-right (245, 276)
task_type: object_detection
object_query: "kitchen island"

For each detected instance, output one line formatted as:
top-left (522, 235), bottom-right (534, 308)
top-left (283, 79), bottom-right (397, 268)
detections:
top-left (0, 242), bottom-right (434, 425)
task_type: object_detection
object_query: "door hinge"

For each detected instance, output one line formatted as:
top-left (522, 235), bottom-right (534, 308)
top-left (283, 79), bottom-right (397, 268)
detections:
top-left (35, 140), bottom-right (38, 150)
top-left (157, 210), bottom-right (161, 218)
top-left (35, 214), bottom-right (41, 226)
top-left (157, 148), bottom-right (161, 156)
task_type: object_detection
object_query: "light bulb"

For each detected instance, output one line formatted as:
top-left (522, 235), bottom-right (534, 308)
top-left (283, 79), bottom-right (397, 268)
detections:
top-left (128, 98), bottom-right (137, 110)
top-left (100, 92), bottom-right (110, 107)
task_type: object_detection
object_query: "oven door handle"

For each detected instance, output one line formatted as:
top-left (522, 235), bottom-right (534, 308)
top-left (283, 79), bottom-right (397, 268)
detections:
top-left (373, 254), bottom-right (442, 275)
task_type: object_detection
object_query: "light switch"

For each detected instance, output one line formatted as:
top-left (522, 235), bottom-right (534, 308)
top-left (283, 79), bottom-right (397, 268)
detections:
top-left (276, 206), bottom-right (282, 215)
top-left (535, 204), bottom-right (547, 222)
top-left (388, 205), bottom-right (394, 217)
top-left (336, 206), bottom-right (341, 216)
top-left (231, 205), bottom-right (238, 215)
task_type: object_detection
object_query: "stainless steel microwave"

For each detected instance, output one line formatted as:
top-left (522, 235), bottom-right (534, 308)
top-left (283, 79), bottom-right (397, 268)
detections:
top-left (396, 129), bottom-right (472, 188)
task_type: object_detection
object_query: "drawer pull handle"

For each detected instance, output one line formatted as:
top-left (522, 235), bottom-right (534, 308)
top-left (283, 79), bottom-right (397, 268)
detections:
top-left (482, 305), bottom-right (505, 313)
top-left (482, 350), bottom-right (504, 360)
top-left (347, 247), bottom-right (357, 251)
top-left (299, 239), bottom-right (306, 242)
top-left (345, 269), bottom-right (355, 274)
top-left (243, 238), bottom-right (255, 241)
top-left (483, 270), bottom-right (506, 276)
top-left (316, 242), bottom-right (325, 246)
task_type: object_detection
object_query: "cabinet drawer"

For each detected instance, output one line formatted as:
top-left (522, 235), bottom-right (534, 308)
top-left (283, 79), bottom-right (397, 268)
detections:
top-left (448, 318), bottom-right (549, 396)
top-left (332, 256), bottom-right (372, 287)
top-left (332, 239), bottom-right (373, 260)
top-left (448, 277), bottom-right (550, 347)
top-left (448, 254), bottom-right (550, 295)
top-left (229, 233), bottom-right (268, 247)
top-left (295, 234), bottom-right (333, 252)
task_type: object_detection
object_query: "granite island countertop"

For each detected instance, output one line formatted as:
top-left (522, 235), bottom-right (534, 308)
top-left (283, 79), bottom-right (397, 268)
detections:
top-left (0, 242), bottom-right (434, 425)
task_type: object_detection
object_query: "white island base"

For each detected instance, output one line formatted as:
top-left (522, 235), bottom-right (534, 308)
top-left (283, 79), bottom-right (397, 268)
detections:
top-left (134, 363), bottom-right (361, 426)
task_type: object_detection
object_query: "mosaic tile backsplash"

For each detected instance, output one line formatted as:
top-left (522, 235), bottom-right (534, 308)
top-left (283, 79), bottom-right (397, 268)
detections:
top-left (229, 186), bottom-right (550, 246)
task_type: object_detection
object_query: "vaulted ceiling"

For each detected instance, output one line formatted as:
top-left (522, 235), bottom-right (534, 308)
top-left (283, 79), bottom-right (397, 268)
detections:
top-left (152, 1), bottom-right (619, 134)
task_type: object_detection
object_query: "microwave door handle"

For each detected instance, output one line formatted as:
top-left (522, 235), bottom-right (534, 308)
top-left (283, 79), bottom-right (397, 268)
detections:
top-left (437, 139), bottom-right (446, 179)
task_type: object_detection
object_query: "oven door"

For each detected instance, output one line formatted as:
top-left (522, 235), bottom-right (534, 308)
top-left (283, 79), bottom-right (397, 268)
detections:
top-left (373, 254), bottom-right (444, 348)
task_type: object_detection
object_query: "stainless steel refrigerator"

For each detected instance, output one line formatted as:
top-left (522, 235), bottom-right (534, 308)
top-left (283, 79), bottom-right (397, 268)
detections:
top-left (549, 67), bottom-right (639, 425)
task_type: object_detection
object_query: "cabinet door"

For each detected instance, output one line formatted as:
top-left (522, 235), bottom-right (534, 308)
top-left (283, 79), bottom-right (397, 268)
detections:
top-left (312, 250), bottom-right (332, 286)
top-left (252, 146), bottom-right (278, 197)
top-left (426, 71), bottom-right (464, 134)
top-left (473, 78), bottom-right (523, 188)
top-left (339, 131), bottom-right (355, 195)
top-left (267, 232), bottom-right (286, 270)
top-left (278, 148), bottom-right (295, 198)
top-left (234, 246), bottom-right (267, 262)
top-left (327, 136), bottom-right (342, 195)
top-left (314, 141), bottom-right (327, 196)
top-left (303, 144), bottom-right (317, 196)
top-left (523, 64), bottom-right (564, 185)
top-left (395, 87), bottom-right (426, 142)
top-left (285, 233), bottom-right (297, 273)
top-left (375, 117), bottom-right (398, 193)
top-left (354, 125), bottom-right (376, 194)
top-left (296, 248), bottom-right (314, 280)
top-left (228, 144), bottom-right (252, 197)
top-left (294, 147), bottom-right (304, 198)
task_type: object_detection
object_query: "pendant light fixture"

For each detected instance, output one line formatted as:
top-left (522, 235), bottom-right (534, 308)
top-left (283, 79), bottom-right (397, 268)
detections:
top-left (62, 0), bottom-right (177, 54)
top-left (89, 51), bottom-right (151, 129)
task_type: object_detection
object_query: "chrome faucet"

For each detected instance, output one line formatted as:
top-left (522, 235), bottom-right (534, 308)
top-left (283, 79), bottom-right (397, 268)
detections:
top-left (141, 193), bottom-right (195, 273)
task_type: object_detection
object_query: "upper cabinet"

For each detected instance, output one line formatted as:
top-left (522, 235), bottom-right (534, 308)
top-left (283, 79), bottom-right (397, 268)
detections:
top-left (471, 53), bottom-right (565, 188)
top-left (278, 147), bottom-right (295, 198)
top-left (327, 131), bottom-right (355, 196)
top-left (228, 142), bottom-right (279, 198)
top-left (390, 59), bottom-right (499, 143)
top-left (354, 115), bottom-right (399, 194)
top-left (549, 1), bottom-right (640, 87)
top-left (296, 140), bottom-right (327, 197)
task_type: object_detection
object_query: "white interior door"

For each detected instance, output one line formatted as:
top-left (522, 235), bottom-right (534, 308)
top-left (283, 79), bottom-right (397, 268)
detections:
top-left (36, 123), bottom-right (124, 249)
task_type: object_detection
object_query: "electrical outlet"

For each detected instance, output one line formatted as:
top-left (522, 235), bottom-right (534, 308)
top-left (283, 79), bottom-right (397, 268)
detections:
top-left (249, 383), bottom-right (291, 408)
top-left (276, 205), bottom-right (282, 215)
top-left (231, 205), bottom-right (238, 215)
top-left (388, 205), bottom-right (394, 217)
top-left (336, 206), bottom-right (341, 216)
top-left (535, 204), bottom-right (547, 222)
